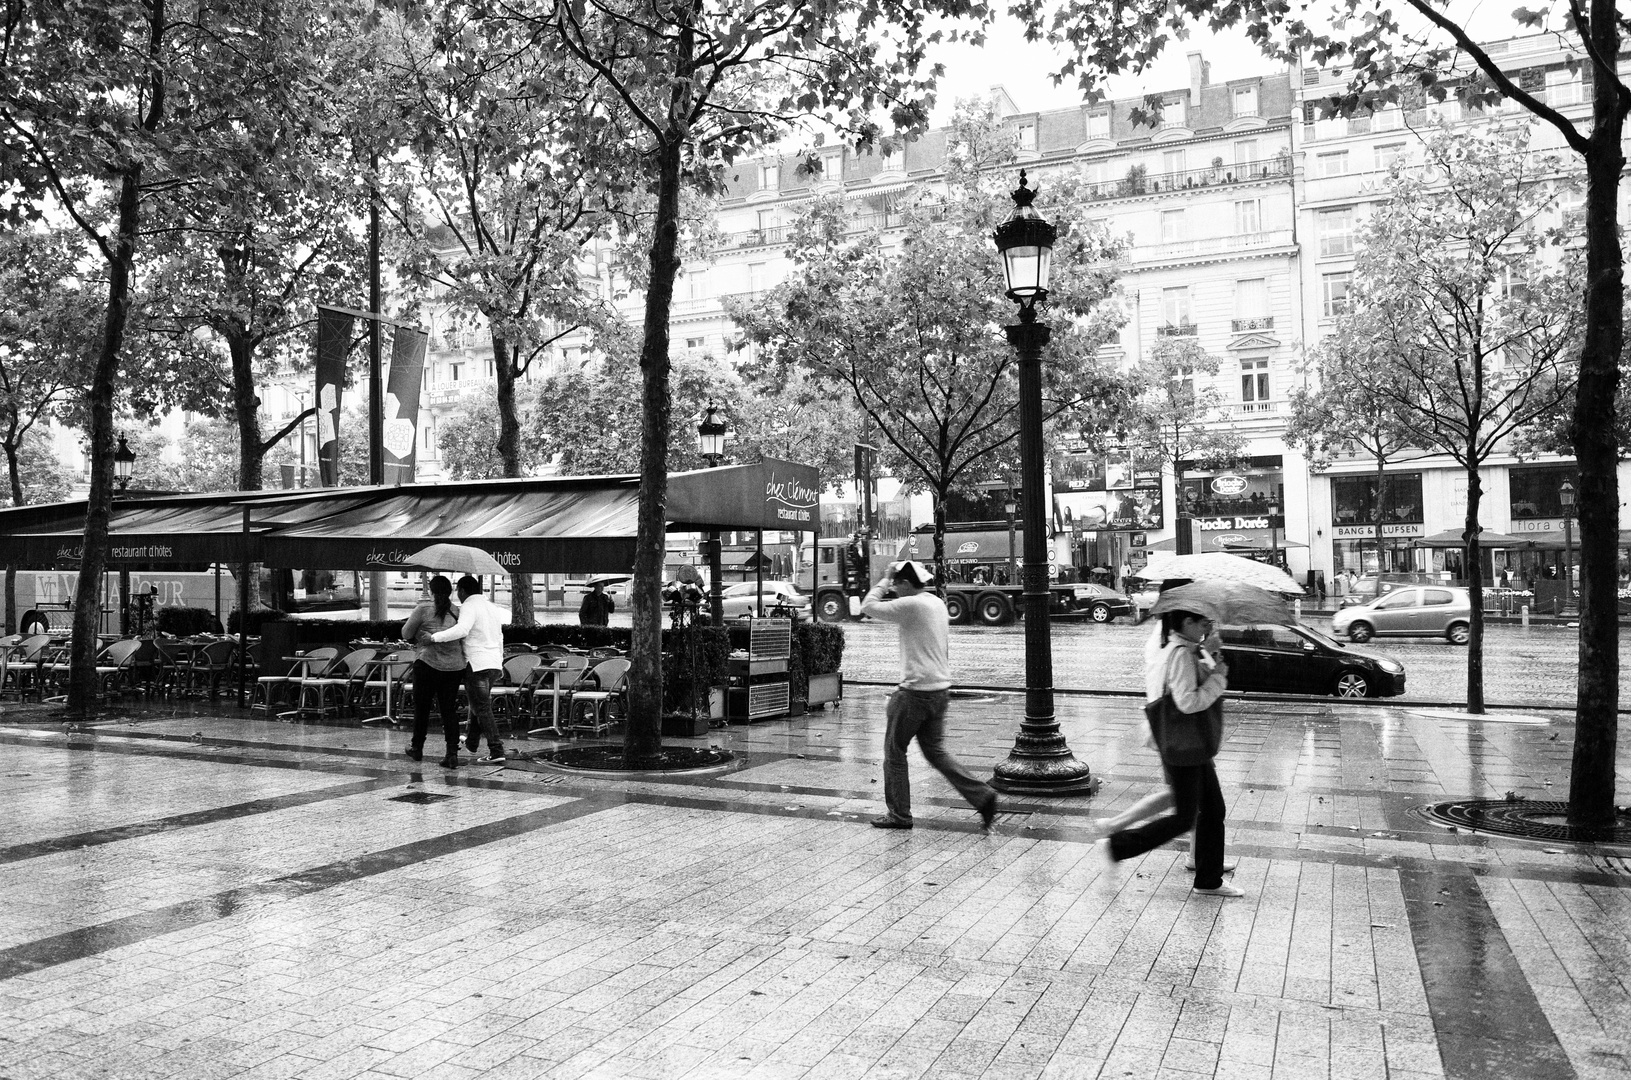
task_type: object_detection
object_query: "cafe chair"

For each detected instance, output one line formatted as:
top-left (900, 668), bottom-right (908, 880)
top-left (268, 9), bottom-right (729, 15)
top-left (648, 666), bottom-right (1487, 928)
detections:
top-left (564, 658), bottom-right (631, 736)
top-left (293, 648), bottom-right (377, 719)
top-left (489, 653), bottom-right (543, 736)
top-left (187, 640), bottom-right (238, 698)
top-left (1, 634), bottom-right (51, 700)
top-left (265, 647), bottom-right (338, 719)
top-left (45, 638), bottom-right (143, 699)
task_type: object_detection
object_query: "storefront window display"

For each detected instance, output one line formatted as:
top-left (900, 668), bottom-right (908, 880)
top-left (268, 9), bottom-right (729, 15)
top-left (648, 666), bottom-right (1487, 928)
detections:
top-left (1051, 448), bottom-right (1164, 531)
top-left (1508, 463), bottom-right (1578, 519)
top-left (1328, 472), bottom-right (1425, 575)
top-left (1177, 456), bottom-right (1284, 519)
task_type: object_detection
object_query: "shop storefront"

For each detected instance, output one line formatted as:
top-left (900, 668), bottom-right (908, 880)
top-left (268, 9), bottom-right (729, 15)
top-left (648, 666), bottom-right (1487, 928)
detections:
top-left (1178, 457), bottom-right (1284, 521)
top-left (1328, 472), bottom-right (1425, 574)
top-left (1506, 462), bottom-right (1580, 587)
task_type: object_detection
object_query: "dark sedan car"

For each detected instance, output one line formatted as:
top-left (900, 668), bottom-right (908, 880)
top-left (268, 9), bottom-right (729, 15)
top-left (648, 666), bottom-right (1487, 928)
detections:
top-left (1218, 622), bottom-right (1406, 698)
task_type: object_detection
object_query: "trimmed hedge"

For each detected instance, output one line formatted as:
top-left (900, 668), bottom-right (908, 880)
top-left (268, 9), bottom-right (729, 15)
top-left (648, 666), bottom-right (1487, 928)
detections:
top-left (248, 616), bottom-right (846, 716)
top-left (155, 605), bottom-right (218, 636)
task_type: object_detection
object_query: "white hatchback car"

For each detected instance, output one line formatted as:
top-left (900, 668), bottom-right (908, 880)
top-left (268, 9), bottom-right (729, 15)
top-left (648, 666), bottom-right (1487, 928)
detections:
top-left (711, 581), bottom-right (810, 619)
top-left (1330, 586), bottom-right (1474, 644)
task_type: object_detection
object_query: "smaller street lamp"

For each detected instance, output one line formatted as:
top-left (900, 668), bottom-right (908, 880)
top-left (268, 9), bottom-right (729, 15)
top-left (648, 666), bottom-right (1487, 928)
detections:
top-left (1559, 477), bottom-right (1575, 609)
top-left (1003, 494), bottom-right (1018, 585)
top-left (113, 434), bottom-right (136, 492)
top-left (697, 403), bottom-right (728, 626)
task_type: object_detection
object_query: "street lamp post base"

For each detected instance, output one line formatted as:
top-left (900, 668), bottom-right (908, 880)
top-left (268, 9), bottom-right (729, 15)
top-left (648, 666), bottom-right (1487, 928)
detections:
top-left (991, 714), bottom-right (1098, 795)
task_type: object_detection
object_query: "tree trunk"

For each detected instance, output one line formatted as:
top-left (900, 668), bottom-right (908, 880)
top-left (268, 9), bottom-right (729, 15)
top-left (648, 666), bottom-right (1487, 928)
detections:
top-left (932, 489), bottom-right (949, 590)
top-left (1462, 463), bottom-right (1484, 715)
top-left (5, 441), bottom-right (20, 634)
top-left (230, 334), bottom-right (264, 491)
top-left (623, 133), bottom-right (686, 762)
top-left (1373, 456), bottom-right (1387, 563)
top-left (1567, 2), bottom-right (1624, 828)
top-left (490, 331), bottom-right (534, 626)
top-left (4, 567), bottom-right (14, 636)
top-left (68, 167), bottom-right (141, 716)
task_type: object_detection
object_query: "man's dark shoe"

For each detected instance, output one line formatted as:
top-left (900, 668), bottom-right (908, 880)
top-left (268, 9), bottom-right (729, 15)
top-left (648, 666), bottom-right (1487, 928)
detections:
top-left (870, 817), bottom-right (912, 830)
top-left (439, 753), bottom-right (460, 769)
top-left (406, 745), bottom-right (423, 762)
top-left (978, 794), bottom-right (998, 831)
top-left (464, 729), bottom-right (479, 753)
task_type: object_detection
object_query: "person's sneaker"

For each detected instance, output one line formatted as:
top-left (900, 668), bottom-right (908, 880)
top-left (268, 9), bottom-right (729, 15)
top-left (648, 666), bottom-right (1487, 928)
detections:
top-left (476, 751), bottom-right (506, 765)
top-left (1192, 884), bottom-right (1245, 898)
top-left (405, 746), bottom-right (423, 762)
top-left (978, 793), bottom-right (998, 831)
top-left (1185, 858), bottom-right (1239, 873)
top-left (870, 816), bottom-right (912, 830)
top-left (439, 753), bottom-right (460, 769)
top-left (464, 729), bottom-right (480, 753)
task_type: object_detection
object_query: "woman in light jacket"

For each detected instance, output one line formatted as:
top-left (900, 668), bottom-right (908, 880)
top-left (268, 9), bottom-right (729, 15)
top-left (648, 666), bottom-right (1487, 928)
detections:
top-left (1102, 606), bottom-right (1241, 897)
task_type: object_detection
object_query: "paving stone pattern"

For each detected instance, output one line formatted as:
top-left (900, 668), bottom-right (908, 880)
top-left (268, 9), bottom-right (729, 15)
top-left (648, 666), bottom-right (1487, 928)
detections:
top-left (0, 684), bottom-right (1628, 1080)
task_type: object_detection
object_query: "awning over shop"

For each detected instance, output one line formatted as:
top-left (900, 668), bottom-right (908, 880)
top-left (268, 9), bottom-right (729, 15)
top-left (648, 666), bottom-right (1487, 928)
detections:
top-left (0, 460), bottom-right (822, 576)
top-left (1414, 529), bottom-right (1529, 547)
top-left (1222, 538), bottom-right (1308, 552)
top-left (719, 549), bottom-right (772, 569)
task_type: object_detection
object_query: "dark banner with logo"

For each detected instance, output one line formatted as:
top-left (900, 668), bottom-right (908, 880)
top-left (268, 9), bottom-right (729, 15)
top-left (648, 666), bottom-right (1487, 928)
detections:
top-left (383, 326), bottom-right (427, 484)
top-left (314, 307), bottom-right (354, 487)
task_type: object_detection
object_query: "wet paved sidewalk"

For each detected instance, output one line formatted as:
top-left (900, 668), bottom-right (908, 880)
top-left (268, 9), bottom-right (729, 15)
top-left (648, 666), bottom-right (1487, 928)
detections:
top-left (1, 687), bottom-right (1628, 1080)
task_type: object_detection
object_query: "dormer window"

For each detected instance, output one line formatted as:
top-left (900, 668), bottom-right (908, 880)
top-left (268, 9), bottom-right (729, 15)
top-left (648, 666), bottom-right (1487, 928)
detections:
top-left (759, 162), bottom-right (779, 190)
top-left (1085, 111), bottom-right (1110, 141)
top-left (1016, 121), bottom-right (1037, 151)
top-left (1232, 85), bottom-right (1259, 118)
top-left (1159, 98), bottom-right (1187, 128)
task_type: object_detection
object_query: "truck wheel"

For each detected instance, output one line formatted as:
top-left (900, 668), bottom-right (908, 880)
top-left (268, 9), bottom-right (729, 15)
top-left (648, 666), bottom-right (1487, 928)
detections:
top-left (945, 594), bottom-right (970, 624)
top-left (978, 594), bottom-right (1011, 626)
top-left (816, 593), bottom-right (846, 621)
top-left (1090, 603), bottom-right (1113, 623)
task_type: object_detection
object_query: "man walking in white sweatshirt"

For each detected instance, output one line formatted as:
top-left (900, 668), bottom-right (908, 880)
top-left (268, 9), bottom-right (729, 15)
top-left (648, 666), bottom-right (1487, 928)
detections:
top-left (861, 561), bottom-right (997, 831)
top-left (425, 575), bottom-right (507, 765)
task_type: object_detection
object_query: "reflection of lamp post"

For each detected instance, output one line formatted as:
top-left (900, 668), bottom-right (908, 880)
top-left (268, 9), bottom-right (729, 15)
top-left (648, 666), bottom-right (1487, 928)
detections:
top-left (990, 171), bottom-right (1095, 795)
top-left (113, 434), bottom-right (136, 492)
top-left (1004, 494), bottom-right (1018, 585)
top-left (1559, 477), bottom-right (1574, 609)
top-left (697, 403), bottom-right (728, 627)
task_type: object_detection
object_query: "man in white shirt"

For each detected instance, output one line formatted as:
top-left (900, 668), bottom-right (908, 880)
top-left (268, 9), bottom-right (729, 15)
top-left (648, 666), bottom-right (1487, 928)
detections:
top-left (424, 575), bottom-right (507, 764)
top-left (861, 561), bottom-right (997, 831)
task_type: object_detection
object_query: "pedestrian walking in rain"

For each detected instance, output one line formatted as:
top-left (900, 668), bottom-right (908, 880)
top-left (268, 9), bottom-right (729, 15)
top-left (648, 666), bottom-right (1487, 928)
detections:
top-left (1101, 604), bottom-right (1241, 896)
top-left (426, 575), bottom-right (507, 765)
top-left (579, 581), bottom-right (615, 626)
top-left (861, 560), bottom-right (997, 831)
top-left (402, 575), bottom-right (464, 768)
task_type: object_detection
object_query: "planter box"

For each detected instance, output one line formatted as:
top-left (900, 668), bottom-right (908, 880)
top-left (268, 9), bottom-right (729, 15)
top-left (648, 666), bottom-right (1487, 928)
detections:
top-left (807, 672), bottom-right (843, 708)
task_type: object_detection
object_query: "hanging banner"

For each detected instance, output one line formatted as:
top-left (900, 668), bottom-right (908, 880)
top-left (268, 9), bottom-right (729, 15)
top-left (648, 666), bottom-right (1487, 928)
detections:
top-left (314, 306), bottom-right (354, 487)
top-left (383, 326), bottom-right (428, 484)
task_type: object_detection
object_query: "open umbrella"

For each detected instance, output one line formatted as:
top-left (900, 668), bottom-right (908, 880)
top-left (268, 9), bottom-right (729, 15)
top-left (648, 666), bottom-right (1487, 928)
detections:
top-left (405, 543), bottom-right (508, 576)
top-left (1148, 580), bottom-right (1292, 626)
top-left (1139, 552), bottom-right (1303, 595)
top-left (587, 574), bottom-right (632, 587)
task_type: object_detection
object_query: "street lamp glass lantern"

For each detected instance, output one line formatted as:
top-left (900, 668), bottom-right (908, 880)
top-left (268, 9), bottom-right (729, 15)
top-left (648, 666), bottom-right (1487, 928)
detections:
top-left (1004, 498), bottom-right (1017, 517)
top-left (113, 434), bottom-right (136, 489)
top-left (697, 402), bottom-right (727, 461)
top-left (992, 170), bottom-right (1057, 304)
top-left (1559, 478), bottom-right (1575, 510)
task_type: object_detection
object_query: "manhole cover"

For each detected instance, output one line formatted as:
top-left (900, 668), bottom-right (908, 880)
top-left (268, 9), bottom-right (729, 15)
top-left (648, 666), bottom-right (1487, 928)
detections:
top-left (388, 791), bottom-right (457, 805)
top-left (1413, 799), bottom-right (1631, 845)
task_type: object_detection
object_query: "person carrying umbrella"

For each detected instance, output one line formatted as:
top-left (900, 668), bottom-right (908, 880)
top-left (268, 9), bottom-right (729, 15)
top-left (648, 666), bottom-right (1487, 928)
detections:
top-left (1101, 597), bottom-right (1241, 897)
top-left (579, 581), bottom-right (615, 627)
top-left (424, 575), bottom-right (507, 765)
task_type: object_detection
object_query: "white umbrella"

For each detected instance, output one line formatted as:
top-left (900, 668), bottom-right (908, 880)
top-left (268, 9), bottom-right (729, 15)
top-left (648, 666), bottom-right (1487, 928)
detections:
top-left (405, 543), bottom-right (508, 576)
top-left (1139, 551), bottom-right (1304, 595)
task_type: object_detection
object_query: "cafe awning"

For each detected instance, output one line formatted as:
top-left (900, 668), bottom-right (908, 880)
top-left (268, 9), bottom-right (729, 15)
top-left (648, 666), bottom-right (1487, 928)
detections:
top-left (1414, 529), bottom-right (1529, 547)
top-left (0, 459), bottom-right (823, 576)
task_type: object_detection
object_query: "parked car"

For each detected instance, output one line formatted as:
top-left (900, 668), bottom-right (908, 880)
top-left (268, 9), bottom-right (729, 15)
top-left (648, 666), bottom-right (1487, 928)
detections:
top-left (1218, 622), bottom-right (1407, 698)
top-left (1330, 586), bottom-right (1473, 644)
top-left (709, 580), bottom-right (809, 619)
top-left (1128, 580), bottom-right (1162, 621)
top-left (1066, 582), bottom-right (1135, 623)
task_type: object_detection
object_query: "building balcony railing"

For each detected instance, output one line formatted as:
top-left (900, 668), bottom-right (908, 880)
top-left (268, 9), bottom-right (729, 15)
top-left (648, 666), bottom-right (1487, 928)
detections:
top-left (1238, 399), bottom-right (1278, 415)
top-left (1086, 157), bottom-right (1292, 202)
top-left (1132, 229), bottom-right (1295, 265)
top-left (1231, 316), bottom-right (1275, 332)
top-left (1158, 322), bottom-right (1199, 337)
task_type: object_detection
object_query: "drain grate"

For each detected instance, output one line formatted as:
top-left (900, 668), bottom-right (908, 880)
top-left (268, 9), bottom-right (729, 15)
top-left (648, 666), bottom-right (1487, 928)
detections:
top-left (388, 791), bottom-right (457, 805)
top-left (1413, 799), bottom-right (1631, 845)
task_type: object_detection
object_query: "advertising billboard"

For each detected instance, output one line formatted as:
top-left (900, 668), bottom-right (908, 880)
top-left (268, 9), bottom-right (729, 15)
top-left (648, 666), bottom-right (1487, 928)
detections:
top-left (1050, 447), bottom-right (1163, 531)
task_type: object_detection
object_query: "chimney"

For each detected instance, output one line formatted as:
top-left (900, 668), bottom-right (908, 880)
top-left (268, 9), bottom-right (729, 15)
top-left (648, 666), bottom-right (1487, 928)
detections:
top-left (1188, 51), bottom-right (1209, 99)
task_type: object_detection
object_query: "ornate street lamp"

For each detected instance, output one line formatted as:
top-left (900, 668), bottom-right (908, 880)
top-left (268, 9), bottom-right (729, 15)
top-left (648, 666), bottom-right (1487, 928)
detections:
top-left (990, 171), bottom-right (1096, 795)
top-left (697, 403), bottom-right (728, 626)
top-left (1559, 477), bottom-right (1575, 610)
top-left (113, 434), bottom-right (136, 492)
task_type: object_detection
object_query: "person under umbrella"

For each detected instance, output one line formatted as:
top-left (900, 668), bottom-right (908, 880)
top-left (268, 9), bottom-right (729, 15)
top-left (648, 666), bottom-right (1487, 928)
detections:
top-left (424, 575), bottom-right (507, 765)
top-left (579, 581), bottom-right (615, 627)
top-left (401, 575), bottom-right (464, 768)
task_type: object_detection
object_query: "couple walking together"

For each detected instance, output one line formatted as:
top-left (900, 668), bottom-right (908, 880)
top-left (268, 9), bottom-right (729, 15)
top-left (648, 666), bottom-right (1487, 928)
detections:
top-left (865, 561), bottom-right (1240, 898)
top-left (401, 574), bottom-right (508, 768)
